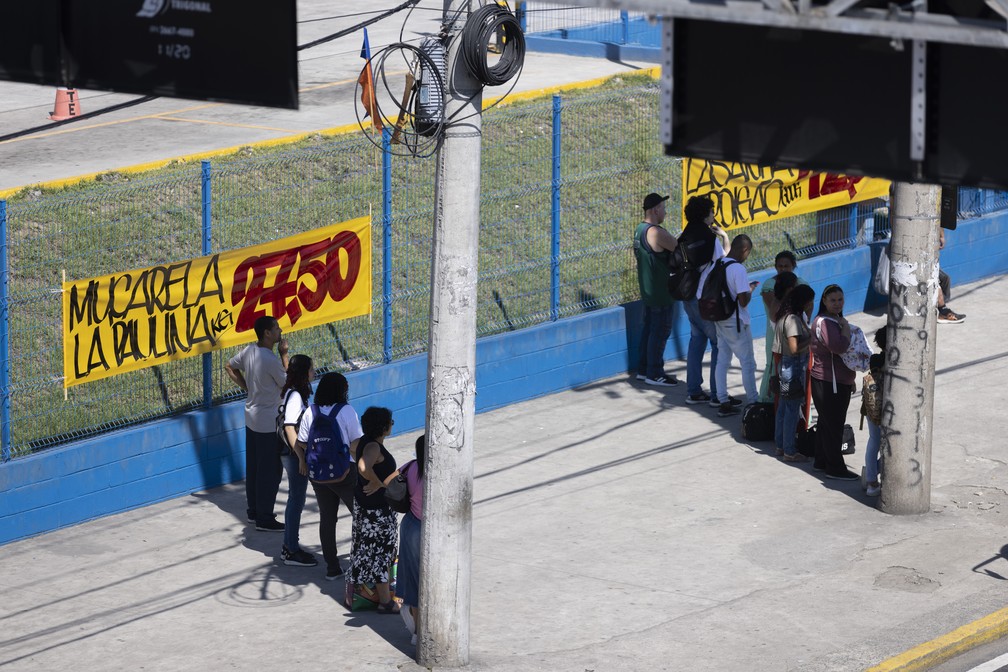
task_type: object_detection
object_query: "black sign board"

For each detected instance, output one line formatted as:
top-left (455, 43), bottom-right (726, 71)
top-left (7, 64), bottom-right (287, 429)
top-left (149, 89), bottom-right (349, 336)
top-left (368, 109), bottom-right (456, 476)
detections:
top-left (0, 0), bottom-right (298, 109)
top-left (667, 20), bottom-right (1008, 190)
top-left (0, 1), bottom-right (62, 85)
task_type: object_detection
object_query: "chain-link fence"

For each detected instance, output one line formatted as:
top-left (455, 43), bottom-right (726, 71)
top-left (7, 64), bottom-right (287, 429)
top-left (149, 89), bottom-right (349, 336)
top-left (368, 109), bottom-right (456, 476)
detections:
top-left (1, 75), bottom-right (1006, 459)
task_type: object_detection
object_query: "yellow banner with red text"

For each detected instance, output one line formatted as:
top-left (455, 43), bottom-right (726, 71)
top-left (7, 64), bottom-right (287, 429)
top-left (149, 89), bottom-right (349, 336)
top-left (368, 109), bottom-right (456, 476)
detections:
top-left (682, 158), bottom-right (890, 229)
top-left (62, 217), bottom-right (372, 387)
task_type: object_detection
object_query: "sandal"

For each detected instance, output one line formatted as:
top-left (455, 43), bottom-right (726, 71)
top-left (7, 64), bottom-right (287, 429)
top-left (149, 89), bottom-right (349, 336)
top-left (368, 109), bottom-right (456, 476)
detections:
top-left (377, 600), bottom-right (401, 615)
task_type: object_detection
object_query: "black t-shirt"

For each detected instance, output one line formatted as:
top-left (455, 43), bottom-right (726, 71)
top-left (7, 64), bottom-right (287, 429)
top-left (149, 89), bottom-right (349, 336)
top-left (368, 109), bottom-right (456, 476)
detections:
top-left (677, 221), bottom-right (717, 269)
top-left (354, 436), bottom-right (397, 510)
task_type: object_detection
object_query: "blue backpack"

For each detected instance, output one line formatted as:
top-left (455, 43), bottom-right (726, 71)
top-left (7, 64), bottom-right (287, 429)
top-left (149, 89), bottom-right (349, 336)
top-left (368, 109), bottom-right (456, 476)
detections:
top-left (305, 403), bottom-right (353, 482)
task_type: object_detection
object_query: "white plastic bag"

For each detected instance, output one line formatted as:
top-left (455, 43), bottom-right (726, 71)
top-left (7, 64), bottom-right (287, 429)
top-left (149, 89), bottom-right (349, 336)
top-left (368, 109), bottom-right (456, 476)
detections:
top-left (873, 244), bottom-right (890, 295)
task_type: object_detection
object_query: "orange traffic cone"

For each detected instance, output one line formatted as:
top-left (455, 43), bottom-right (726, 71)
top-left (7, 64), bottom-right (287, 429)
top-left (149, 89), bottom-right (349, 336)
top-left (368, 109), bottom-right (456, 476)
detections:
top-left (49, 88), bottom-right (82, 121)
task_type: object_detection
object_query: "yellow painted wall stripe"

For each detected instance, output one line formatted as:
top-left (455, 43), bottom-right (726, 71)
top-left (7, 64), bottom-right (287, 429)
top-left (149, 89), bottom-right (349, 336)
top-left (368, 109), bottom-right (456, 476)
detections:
top-left (0, 68), bottom-right (661, 201)
top-left (866, 606), bottom-right (1008, 672)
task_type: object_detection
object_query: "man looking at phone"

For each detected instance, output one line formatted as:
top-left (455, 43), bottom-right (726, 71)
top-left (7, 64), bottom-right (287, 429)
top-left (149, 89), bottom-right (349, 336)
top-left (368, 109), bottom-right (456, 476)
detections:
top-left (701, 234), bottom-right (759, 417)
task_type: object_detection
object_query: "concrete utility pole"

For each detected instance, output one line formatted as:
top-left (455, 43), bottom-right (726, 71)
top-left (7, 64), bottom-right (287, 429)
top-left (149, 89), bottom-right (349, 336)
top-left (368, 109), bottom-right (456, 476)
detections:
top-left (879, 182), bottom-right (940, 515)
top-left (418, 1), bottom-right (482, 666)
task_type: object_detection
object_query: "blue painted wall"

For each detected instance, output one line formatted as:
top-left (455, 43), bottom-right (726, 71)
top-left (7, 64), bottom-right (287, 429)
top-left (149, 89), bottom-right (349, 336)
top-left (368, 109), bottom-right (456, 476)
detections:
top-left (0, 211), bottom-right (1003, 545)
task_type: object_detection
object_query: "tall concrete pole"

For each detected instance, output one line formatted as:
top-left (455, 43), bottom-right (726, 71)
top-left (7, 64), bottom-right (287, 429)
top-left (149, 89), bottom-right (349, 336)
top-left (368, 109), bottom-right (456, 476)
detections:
top-left (417, 2), bottom-right (482, 666)
top-left (878, 182), bottom-right (940, 515)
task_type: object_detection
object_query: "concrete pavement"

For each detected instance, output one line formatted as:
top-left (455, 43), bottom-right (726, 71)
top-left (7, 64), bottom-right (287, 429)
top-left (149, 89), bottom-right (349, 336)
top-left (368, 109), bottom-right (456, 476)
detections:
top-left (2, 275), bottom-right (1008, 671)
top-left (2, 2), bottom-right (1008, 668)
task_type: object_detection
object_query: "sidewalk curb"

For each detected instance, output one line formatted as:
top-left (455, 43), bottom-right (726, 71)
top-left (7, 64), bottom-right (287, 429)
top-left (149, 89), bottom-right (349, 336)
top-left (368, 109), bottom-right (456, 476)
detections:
top-left (866, 606), bottom-right (1008, 671)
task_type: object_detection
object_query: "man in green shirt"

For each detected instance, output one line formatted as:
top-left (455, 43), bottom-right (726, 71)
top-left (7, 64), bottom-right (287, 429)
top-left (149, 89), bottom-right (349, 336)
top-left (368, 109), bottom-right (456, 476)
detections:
top-left (634, 192), bottom-right (680, 386)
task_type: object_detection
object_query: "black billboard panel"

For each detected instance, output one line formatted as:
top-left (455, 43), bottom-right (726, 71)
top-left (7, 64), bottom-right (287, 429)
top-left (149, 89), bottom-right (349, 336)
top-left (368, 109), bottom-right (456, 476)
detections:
top-left (668, 20), bottom-right (913, 182)
top-left (0, 0), bottom-right (298, 109)
top-left (668, 20), bottom-right (1008, 189)
top-left (0, 1), bottom-right (62, 85)
top-left (928, 43), bottom-right (1008, 188)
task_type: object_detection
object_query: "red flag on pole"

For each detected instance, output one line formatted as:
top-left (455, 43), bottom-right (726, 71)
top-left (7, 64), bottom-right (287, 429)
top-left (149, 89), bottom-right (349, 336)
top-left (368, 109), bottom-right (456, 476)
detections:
top-left (358, 28), bottom-right (383, 132)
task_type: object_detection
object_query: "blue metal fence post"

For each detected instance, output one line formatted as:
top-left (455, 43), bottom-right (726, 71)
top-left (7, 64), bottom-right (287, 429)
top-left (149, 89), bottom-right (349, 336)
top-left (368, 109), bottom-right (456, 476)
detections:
top-left (201, 161), bottom-right (213, 409)
top-left (382, 128), bottom-right (393, 363)
top-left (0, 200), bottom-right (9, 461)
top-left (620, 10), bottom-right (630, 44)
top-left (848, 202), bottom-right (859, 249)
top-left (516, 1), bottom-right (526, 33)
top-left (550, 94), bottom-right (561, 322)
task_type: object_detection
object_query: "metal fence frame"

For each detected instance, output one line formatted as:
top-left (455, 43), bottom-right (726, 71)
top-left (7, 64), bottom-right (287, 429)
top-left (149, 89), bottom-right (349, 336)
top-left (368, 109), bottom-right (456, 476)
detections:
top-left (1, 78), bottom-right (1007, 460)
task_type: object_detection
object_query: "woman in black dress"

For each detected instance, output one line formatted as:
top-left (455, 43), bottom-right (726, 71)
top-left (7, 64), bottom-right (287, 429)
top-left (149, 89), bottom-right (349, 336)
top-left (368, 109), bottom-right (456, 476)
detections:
top-left (349, 406), bottom-right (400, 613)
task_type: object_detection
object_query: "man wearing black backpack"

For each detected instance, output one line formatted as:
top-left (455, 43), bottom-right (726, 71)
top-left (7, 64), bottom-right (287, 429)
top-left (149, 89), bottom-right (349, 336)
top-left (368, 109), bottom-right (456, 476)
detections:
top-left (633, 192), bottom-right (681, 387)
top-left (678, 195), bottom-right (730, 406)
top-left (698, 234), bottom-right (760, 417)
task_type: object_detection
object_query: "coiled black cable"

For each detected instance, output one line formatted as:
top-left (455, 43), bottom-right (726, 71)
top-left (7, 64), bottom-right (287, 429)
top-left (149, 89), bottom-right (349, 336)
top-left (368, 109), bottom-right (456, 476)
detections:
top-left (459, 3), bottom-right (525, 87)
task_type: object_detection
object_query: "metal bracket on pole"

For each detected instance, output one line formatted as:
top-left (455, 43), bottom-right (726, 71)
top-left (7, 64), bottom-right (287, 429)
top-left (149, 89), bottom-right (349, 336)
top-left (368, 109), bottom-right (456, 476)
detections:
top-left (910, 39), bottom-right (927, 166)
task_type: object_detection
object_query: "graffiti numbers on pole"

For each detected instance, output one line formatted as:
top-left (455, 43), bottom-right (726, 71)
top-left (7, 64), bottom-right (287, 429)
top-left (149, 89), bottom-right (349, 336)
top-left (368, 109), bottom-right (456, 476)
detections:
top-left (882, 251), bottom-right (933, 491)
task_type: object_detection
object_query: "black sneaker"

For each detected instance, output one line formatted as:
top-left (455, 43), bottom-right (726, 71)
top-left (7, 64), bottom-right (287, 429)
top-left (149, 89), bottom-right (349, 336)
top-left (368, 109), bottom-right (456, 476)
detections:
top-left (686, 392), bottom-right (711, 405)
top-left (255, 518), bottom-right (285, 532)
top-left (937, 307), bottom-right (965, 324)
top-left (717, 402), bottom-right (740, 417)
top-left (325, 563), bottom-right (344, 581)
top-left (727, 396), bottom-right (743, 407)
top-left (824, 469), bottom-right (860, 481)
top-left (281, 546), bottom-right (318, 567)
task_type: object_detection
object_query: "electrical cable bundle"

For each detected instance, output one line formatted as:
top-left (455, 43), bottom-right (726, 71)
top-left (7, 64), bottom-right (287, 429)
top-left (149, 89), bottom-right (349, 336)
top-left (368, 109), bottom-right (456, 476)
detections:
top-left (355, 42), bottom-right (447, 158)
top-left (354, 1), bottom-right (526, 156)
top-left (459, 3), bottom-right (525, 87)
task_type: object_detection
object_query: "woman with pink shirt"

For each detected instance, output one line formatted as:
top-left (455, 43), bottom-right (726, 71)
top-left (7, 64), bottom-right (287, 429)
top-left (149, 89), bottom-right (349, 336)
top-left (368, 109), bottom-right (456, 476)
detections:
top-left (810, 284), bottom-right (859, 480)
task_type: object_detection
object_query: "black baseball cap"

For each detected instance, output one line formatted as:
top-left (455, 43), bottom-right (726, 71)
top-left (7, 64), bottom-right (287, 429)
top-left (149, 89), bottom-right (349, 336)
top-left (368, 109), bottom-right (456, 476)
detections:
top-left (643, 193), bottom-right (670, 211)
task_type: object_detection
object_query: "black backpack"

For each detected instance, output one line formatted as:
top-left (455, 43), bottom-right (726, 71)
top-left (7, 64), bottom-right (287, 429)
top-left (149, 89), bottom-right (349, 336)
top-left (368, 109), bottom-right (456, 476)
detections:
top-left (668, 239), bottom-right (705, 301)
top-left (698, 258), bottom-right (740, 328)
top-left (741, 402), bottom-right (775, 441)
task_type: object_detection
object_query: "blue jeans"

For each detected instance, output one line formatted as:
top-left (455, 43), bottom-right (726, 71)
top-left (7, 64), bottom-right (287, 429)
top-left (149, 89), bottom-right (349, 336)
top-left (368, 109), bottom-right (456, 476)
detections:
top-left (281, 453), bottom-right (309, 551)
top-left (865, 418), bottom-right (881, 483)
top-left (638, 304), bottom-right (674, 380)
top-left (398, 511), bottom-right (421, 608)
top-left (774, 354), bottom-right (807, 456)
top-left (682, 298), bottom-right (718, 397)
